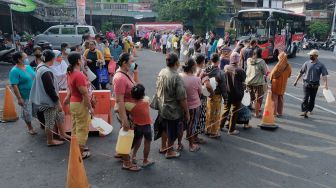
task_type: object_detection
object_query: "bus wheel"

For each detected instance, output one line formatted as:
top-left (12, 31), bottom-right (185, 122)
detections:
top-left (272, 50), bottom-right (279, 62)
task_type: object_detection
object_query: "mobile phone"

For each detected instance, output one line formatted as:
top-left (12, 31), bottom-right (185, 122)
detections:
top-left (134, 63), bottom-right (138, 70)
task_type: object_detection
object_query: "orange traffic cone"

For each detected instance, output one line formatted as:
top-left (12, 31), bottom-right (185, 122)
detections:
top-left (66, 136), bottom-right (89, 188)
top-left (258, 90), bottom-right (278, 130)
top-left (2, 86), bottom-right (18, 122)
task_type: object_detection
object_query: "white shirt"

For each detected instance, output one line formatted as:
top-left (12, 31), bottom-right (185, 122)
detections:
top-left (127, 35), bottom-right (133, 43)
top-left (161, 34), bottom-right (168, 45)
top-left (50, 60), bottom-right (68, 90)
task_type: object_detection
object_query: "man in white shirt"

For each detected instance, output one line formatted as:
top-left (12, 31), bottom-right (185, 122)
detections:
top-left (161, 32), bottom-right (168, 54)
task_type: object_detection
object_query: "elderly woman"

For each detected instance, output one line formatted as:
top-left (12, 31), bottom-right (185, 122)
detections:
top-left (50, 50), bottom-right (68, 91)
top-left (220, 52), bottom-right (247, 135)
top-left (270, 52), bottom-right (292, 117)
top-left (245, 48), bottom-right (268, 118)
top-left (204, 53), bottom-right (228, 138)
top-left (153, 53), bottom-right (189, 158)
top-left (30, 50), bottom-right (66, 146)
top-left (113, 53), bottom-right (141, 171)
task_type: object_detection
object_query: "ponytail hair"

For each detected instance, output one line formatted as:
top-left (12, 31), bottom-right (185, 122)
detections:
top-left (182, 58), bottom-right (195, 73)
top-left (118, 52), bottom-right (130, 67)
top-left (42, 50), bottom-right (55, 63)
top-left (67, 52), bottom-right (81, 74)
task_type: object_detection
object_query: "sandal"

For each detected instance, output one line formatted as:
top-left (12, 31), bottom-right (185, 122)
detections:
top-left (122, 162), bottom-right (142, 172)
top-left (165, 151), bottom-right (181, 159)
top-left (28, 129), bottom-right (37, 135)
top-left (189, 145), bottom-right (200, 152)
top-left (243, 124), bottom-right (252, 129)
top-left (176, 144), bottom-right (184, 152)
top-left (142, 161), bottom-right (155, 168)
top-left (228, 130), bottom-right (240, 135)
top-left (82, 151), bottom-right (91, 160)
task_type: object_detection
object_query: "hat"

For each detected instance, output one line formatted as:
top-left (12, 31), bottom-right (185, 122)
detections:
top-left (308, 49), bottom-right (319, 56)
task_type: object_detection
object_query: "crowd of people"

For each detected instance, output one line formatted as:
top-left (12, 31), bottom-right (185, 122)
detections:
top-left (7, 28), bottom-right (329, 172)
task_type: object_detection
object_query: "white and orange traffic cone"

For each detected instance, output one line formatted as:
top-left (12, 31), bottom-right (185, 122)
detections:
top-left (2, 86), bottom-right (18, 122)
top-left (66, 136), bottom-right (89, 188)
top-left (258, 90), bottom-right (278, 130)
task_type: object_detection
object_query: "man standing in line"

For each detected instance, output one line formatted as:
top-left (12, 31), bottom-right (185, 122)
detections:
top-left (293, 49), bottom-right (328, 118)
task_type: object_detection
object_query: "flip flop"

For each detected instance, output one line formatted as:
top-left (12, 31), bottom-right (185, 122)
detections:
top-left (189, 145), bottom-right (200, 152)
top-left (165, 152), bottom-right (181, 159)
top-left (176, 144), bottom-right (184, 152)
top-left (243, 125), bottom-right (252, 129)
top-left (82, 151), bottom-right (91, 160)
top-left (228, 130), bottom-right (240, 135)
top-left (28, 129), bottom-right (37, 135)
top-left (47, 141), bottom-right (65, 147)
top-left (122, 164), bottom-right (142, 172)
top-left (114, 154), bottom-right (123, 158)
top-left (142, 161), bottom-right (155, 168)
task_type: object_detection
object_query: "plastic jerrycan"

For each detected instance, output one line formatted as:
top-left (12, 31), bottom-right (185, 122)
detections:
top-left (116, 128), bottom-right (134, 155)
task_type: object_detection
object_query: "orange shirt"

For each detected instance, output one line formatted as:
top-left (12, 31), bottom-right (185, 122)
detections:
top-left (125, 96), bottom-right (152, 126)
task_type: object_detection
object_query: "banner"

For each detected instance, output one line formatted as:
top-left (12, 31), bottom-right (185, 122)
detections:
top-left (77, 0), bottom-right (86, 24)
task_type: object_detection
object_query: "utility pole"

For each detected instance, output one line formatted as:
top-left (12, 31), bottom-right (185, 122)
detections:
top-left (90, 0), bottom-right (93, 25)
top-left (332, 1), bottom-right (336, 36)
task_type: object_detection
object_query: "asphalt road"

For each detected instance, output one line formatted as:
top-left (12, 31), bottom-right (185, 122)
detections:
top-left (0, 49), bottom-right (336, 188)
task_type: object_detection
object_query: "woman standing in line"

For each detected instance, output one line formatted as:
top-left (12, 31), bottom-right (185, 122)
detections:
top-left (269, 52), bottom-right (291, 117)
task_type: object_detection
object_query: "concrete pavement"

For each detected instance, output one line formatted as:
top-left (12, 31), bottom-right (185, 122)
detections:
top-left (0, 49), bottom-right (336, 188)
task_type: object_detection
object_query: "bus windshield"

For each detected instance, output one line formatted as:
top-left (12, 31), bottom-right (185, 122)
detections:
top-left (236, 11), bottom-right (270, 39)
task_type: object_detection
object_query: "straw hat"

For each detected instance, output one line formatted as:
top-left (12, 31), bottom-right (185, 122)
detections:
top-left (308, 49), bottom-right (319, 56)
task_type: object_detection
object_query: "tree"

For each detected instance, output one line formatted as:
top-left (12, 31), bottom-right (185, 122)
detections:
top-left (155, 0), bottom-right (223, 35)
top-left (308, 21), bottom-right (330, 40)
top-left (101, 21), bottom-right (113, 34)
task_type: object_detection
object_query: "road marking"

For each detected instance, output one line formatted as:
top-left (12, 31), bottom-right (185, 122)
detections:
top-left (285, 92), bottom-right (336, 116)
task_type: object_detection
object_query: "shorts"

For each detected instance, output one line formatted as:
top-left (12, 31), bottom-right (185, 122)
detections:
top-left (42, 108), bottom-right (64, 129)
top-left (21, 100), bottom-right (32, 123)
top-left (134, 124), bottom-right (152, 141)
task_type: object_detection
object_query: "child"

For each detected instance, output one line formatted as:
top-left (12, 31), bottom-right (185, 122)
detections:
top-left (125, 84), bottom-right (154, 168)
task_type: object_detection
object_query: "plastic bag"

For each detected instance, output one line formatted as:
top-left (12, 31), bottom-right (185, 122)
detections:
top-left (96, 67), bottom-right (109, 84)
top-left (242, 90), bottom-right (251, 106)
top-left (86, 68), bottom-right (96, 82)
top-left (108, 60), bottom-right (117, 74)
top-left (323, 89), bottom-right (335, 103)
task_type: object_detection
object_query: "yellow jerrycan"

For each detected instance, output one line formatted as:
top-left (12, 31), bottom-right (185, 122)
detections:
top-left (116, 128), bottom-right (134, 155)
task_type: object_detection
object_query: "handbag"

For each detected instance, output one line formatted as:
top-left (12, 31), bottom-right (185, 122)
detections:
top-left (150, 94), bottom-right (159, 110)
top-left (108, 60), bottom-right (117, 74)
top-left (242, 90), bottom-right (251, 106)
top-left (153, 114), bottom-right (162, 141)
top-left (97, 67), bottom-right (109, 84)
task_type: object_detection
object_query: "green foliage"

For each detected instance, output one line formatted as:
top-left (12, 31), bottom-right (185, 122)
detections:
top-left (308, 21), bottom-right (330, 40)
top-left (156, 0), bottom-right (223, 35)
top-left (101, 21), bottom-right (114, 33)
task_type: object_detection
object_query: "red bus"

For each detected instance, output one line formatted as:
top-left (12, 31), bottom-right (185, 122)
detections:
top-left (231, 8), bottom-right (306, 60)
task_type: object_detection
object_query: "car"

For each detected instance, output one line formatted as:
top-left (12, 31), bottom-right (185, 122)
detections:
top-left (34, 25), bottom-right (97, 50)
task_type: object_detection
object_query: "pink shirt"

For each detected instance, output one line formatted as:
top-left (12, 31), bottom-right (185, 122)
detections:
top-left (113, 71), bottom-right (134, 102)
top-left (180, 73), bottom-right (202, 109)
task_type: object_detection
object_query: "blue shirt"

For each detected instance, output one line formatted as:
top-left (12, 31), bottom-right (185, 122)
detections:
top-left (110, 45), bottom-right (123, 61)
top-left (9, 65), bottom-right (35, 99)
top-left (300, 60), bottom-right (328, 85)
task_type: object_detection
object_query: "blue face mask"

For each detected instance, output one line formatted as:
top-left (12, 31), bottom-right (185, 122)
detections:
top-left (129, 63), bottom-right (136, 72)
top-left (23, 59), bottom-right (30, 65)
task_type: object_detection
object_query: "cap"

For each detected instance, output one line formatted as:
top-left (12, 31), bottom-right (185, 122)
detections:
top-left (308, 49), bottom-right (319, 56)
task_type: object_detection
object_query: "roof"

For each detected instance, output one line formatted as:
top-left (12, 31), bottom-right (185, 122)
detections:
top-left (238, 8), bottom-right (305, 17)
top-left (89, 9), bottom-right (157, 18)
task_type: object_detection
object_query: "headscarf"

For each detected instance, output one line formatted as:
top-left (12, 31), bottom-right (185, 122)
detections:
top-left (270, 52), bottom-right (289, 80)
top-left (224, 52), bottom-right (240, 85)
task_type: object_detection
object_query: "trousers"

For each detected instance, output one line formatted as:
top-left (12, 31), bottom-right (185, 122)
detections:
top-left (301, 85), bottom-right (318, 112)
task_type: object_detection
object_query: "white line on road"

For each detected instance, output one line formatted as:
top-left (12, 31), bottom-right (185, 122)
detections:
top-left (285, 92), bottom-right (336, 116)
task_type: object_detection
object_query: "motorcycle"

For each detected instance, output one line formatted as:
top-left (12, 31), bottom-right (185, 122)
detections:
top-left (0, 38), bottom-right (15, 64)
top-left (23, 39), bottom-right (34, 55)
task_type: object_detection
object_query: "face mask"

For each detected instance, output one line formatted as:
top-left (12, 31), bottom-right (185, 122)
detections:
top-left (129, 63), bottom-right (136, 72)
top-left (65, 48), bottom-right (71, 54)
top-left (23, 58), bottom-right (30, 65)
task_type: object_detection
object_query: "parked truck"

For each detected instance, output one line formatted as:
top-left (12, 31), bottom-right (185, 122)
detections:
top-left (119, 22), bottom-right (183, 41)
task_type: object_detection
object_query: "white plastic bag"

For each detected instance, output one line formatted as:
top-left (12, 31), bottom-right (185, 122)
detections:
top-left (242, 90), bottom-right (251, 106)
top-left (217, 38), bottom-right (224, 47)
top-left (209, 77), bottom-right (217, 91)
top-left (87, 68), bottom-right (97, 82)
top-left (323, 89), bottom-right (335, 103)
top-left (202, 86), bottom-right (210, 97)
top-left (91, 117), bottom-right (113, 135)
